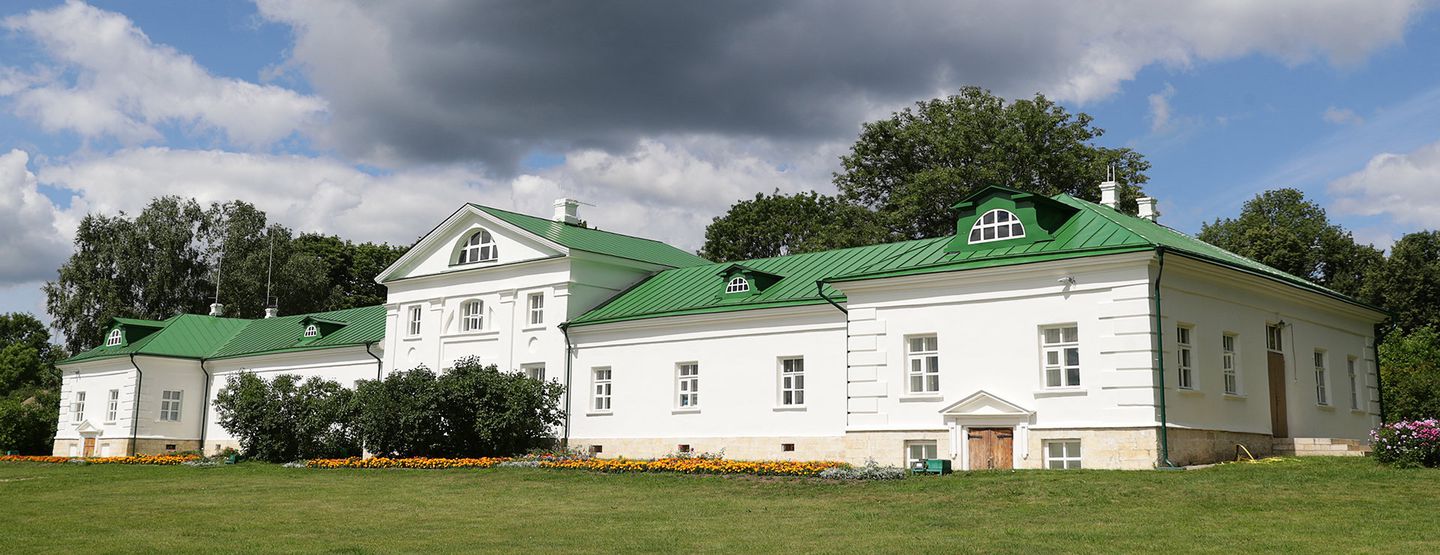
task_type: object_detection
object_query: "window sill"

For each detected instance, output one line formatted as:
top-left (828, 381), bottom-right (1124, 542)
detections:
top-left (1350, 408), bottom-right (1369, 415)
top-left (401, 336), bottom-right (423, 342)
top-left (1034, 388), bottom-right (1087, 398)
top-left (671, 408), bottom-right (701, 415)
top-left (521, 325), bottom-right (546, 333)
top-left (772, 405), bottom-right (807, 412)
top-left (1176, 388), bottom-right (1204, 397)
top-left (442, 330), bottom-right (500, 339)
top-left (1317, 404), bottom-right (1336, 411)
top-left (899, 394), bottom-right (944, 402)
top-left (1223, 393), bottom-right (1247, 400)
top-left (586, 411), bottom-right (613, 417)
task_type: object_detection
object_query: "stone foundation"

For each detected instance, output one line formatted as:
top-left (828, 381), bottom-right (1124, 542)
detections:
top-left (1166, 428), bottom-right (1273, 466)
top-left (567, 436), bottom-right (849, 462)
top-left (51, 438), bottom-right (199, 457)
top-left (841, 430), bottom-right (951, 467)
top-left (1027, 427), bottom-right (1159, 470)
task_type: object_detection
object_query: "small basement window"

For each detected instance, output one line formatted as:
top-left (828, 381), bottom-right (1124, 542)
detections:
top-left (677, 444), bottom-right (692, 454)
top-left (725, 276), bottom-right (750, 294)
top-left (969, 209), bottom-right (1025, 244)
top-left (781, 443), bottom-right (796, 452)
top-left (589, 445), bottom-right (603, 455)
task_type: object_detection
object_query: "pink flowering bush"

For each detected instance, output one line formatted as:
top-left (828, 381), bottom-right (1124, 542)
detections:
top-left (1371, 419), bottom-right (1440, 468)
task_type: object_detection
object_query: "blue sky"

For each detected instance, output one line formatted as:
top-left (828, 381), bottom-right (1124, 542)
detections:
top-left (4, 1), bottom-right (1440, 326)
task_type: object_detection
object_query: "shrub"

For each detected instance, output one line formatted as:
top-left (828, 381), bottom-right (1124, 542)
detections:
top-left (353, 358), bottom-right (565, 458)
top-left (213, 373), bottom-right (361, 463)
top-left (1378, 328), bottom-right (1440, 422)
top-left (1371, 419), bottom-right (1440, 468)
top-left (818, 459), bottom-right (908, 480)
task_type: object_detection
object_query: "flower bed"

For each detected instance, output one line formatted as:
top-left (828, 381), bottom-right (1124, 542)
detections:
top-left (538, 457), bottom-right (846, 477)
top-left (306, 456), bottom-right (510, 469)
top-left (1372, 419), bottom-right (1440, 468)
top-left (0, 454), bottom-right (200, 465)
top-left (0, 455), bottom-right (70, 464)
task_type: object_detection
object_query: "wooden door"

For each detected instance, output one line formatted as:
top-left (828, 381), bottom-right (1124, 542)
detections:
top-left (967, 428), bottom-right (1014, 470)
top-left (1268, 351), bottom-right (1289, 438)
top-left (82, 437), bottom-right (95, 457)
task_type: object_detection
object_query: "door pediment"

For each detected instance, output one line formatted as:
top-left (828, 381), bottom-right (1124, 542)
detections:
top-left (938, 390), bottom-right (1032, 418)
top-left (75, 420), bottom-right (102, 434)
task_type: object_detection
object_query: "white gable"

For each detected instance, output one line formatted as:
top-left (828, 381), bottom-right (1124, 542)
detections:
top-left (380, 206), bottom-right (566, 282)
top-left (938, 390), bottom-right (1032, 418)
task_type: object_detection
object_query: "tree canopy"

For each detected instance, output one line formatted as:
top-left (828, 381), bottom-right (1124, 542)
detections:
top-left (0, 312), bottom-right (63, 454)
top-left (1363, 231), bottom-right (1440, 332)
top-left (700, 191), bottom-right (890, 263)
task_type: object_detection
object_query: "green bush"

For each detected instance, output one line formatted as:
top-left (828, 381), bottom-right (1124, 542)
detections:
top-left (1371, 419), bottom-right (1440, 468)
top-left (213, 373), bottom-right (361, 462)
top-left (354, 357), bottom-right (565, 458)
top-left (1379, 327), bottom-right (1440, 422)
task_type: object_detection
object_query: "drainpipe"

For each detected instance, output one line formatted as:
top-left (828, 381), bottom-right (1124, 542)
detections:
top-left (816, 281), bottom-right (848, 315)
top-left (1374, 324), bottom-right (1388, 424)
top-left (128, 353), bottom-right (144, 456)
top-left (1153, 247), bottom-right (1177, 469)
top-left (365, 341), bottom-right (383, 380)
top-left (198, 358), bottom-right (212, 456)
top-left (559, 323), bottom-right (574, 450)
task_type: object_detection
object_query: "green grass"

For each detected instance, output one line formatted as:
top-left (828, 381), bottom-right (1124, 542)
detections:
top-left (2, 457), bottom-right (1438, 553)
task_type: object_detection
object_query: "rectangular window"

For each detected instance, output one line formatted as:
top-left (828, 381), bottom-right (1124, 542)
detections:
top-left (1266, 324), bottom-right (1283, 352)
top-left (676, 363), bottom-right (699, 408)
top-left (1041, 325), bottom-right (1081, 388)
top-left (522, 362), bottom-right (545, 381)
top-left (528, 293), bottom-right (545, 326)
top-left (906, 335), bottom-right (940, 394)
top-left (1347, 357), bottom-right (1360, 410)
top-left (105, 389), bottom-right (119, 423)
top-left (1314, 351), bottom-right (1329, 406)
top-left (460, 301), bottom-right (483, 332)
top-left (592, 367), bottom-right (612, 412)
top-left (1222, 333), bottom-right (1239, 395)
top-left (159, 390), bottom-right (182, 422)
top-left (1044, 440), bottom-right (1082, 469)
top-left (779, 357), bottom-right (805, 406)
top-left (1176, 325), bottom-right (1194, 390)
top-left (407, 306), bottom-right (422, 336)
top-left (71, 391), bottom-right (86, 422)
top-left (905, 440), bottom-right (938, 469)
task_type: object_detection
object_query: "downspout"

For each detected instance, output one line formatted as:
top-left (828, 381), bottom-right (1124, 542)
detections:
top-left (365, 341), bottom-right (383, 380)
top-left (1153, 247), bottom-right (1177, 469)
top-left (1374, 324), bottom-right (1388, 423)
top-left (816, 281), bottom-right (848, 315)
top-left (128, 353), bottom-right (144, 456)
top-left (198, 358), bottom-right (212, 456)
top-left (559, 323), bottom-right (574, 450)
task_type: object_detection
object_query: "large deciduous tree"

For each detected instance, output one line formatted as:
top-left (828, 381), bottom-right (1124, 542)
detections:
top-left (1378, 326), bottom-right (1440, 421)
top-left (1363, 231), bottom-right (1440, 332)
top-left (835, 86), bottom-right (1149, 240)
top-left (0, 313), bottom-right (63, 454)
top-left (700, 191), bottom-right (890, 262)
top-left (1197, 188), bottom-right (1382, 298)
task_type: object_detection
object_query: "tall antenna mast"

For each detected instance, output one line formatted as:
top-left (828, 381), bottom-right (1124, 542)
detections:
top-left (265, 228), bottom-right (275, 309)
top-left (209, 206), bottom-right (227, 317)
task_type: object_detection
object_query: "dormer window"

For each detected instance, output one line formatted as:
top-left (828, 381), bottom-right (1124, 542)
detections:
top-left (725, 276), bottom-right (750, 294)
top-left (303, 325), bottom-right (319, 338)
top-left (105, 329), bottom-right (123, 347)
top-left (458, 230), bottom-right (498, 264)
top-left (969, 209), bottom-right (1024, 244)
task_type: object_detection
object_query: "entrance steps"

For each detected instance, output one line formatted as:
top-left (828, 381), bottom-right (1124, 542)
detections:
top-left (1272, 438), bottom-right (1370, 457)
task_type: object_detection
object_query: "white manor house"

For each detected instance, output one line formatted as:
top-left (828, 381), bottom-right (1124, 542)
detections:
top-left (53, 183), bottom-right (1386, 469)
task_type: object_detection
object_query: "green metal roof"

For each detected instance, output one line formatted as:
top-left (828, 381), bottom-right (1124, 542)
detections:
top-left (566, 189), bottom-right (1376, 328)
top-left (62, 306), bottom-right (385, 365)
top-left (471, 204), bottom-right (711, 268)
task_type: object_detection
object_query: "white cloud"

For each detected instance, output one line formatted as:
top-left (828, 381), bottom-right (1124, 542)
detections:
top-left (1, 1), bottom-right (326, 147)
top-left (1322, 106), bottom-right (1365, 125)
top-left (1148, 83), bottom-right (1177, 132)
top-left (1330, 140), bottom-right (1440, 229)
top-left (0, 149), bottom-right (69, 285)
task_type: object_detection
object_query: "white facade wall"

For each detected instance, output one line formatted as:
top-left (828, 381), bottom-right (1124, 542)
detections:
top-left (54, 360), bottom-right (137, 457)
top-left (1158, 257), bottom-right (1380, 440)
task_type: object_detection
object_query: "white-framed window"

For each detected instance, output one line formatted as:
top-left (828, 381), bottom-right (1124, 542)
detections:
top-left (676, 362), bottom-right (699, 408)
top-left (105, 389), bottom-right (119, 423)
top-left (460, 300), bottom-right (483, 332)
top-left (105, 329), bottom-right (123, 347)
top-left (1347, 357), bottom-right (1360, 410)
top-left (71, 391), bottom-right (85, 422)
top-left (527, 293), bottom-right (545, 326)
top-left (1041, 325), bottom-right (1081, 388)
top-left (779, 357), bottom-right (805, 406)
top-left (905, 440), bottom-right (938, 469)
top-left (1266, 324), bottom-right (1283, 353)
top-left (1222, 333), bottom-right (1239, 395)
top-left (906, 335), bottom-right (940, 394)
top-left (407, 305), bottom-right (423, 336)
top-left (1176, 325), bottom-right (1194, 390)
top-left (1044, 440), bottom-right (1082, 469)
top-left (159, 390), bottom-right (182, 422)
top-left (725, 276), bottom-right (750, 294)
top-left (1314, 350), bottom-right (1329, 406)
top-left (968, 209), bottom-right (1025, 244)
top-left (592, 367), bottom-right (612, 412)
top-left (303, 324), bottom-right (319, 338)
top-left (522, 362), bottom-right (545, 381)
top-left (458, 229), bottom-right (498, 264)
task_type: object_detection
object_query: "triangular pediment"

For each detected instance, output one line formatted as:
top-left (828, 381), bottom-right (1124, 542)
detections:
top-left (938, 390), bottom-right (1032, 417)
top-left (377, 205), bottom-right (567, 282)
top-left (75, 420), bottom-right (101, 434)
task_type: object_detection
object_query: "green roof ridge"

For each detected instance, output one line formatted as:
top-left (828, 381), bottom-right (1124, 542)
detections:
top-left (470, 204), bottom-right (710, 268)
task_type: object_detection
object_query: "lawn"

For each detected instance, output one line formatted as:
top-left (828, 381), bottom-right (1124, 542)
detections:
top-left (2, 457), bottom-right (1437, 553)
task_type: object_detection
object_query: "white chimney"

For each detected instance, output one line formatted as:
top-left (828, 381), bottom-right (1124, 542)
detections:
top-left (209, 303), bottom-right (224, 317)
top-left (1099, 180), bottom-right (1119, 209)
top-left (1138, 197), bottom-right (1159, 221)
top-left (553, 198), bottom-right (581, 225)
top-left (264, 307), bottom-right (279, 319)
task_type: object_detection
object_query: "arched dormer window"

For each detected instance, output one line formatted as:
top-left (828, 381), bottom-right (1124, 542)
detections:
top-left (303, 324), bottom-right (319, 338)
top-left (461, 300), bottom-right (484, 332)
top-left (968, 209), bottom-right (1025, 244)
top-left (725, 276), bottom-right (750, 294)
top-left (105, 329), bottom-right (123, 347)
top-left (458, 230), bottom-right (498, 264)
